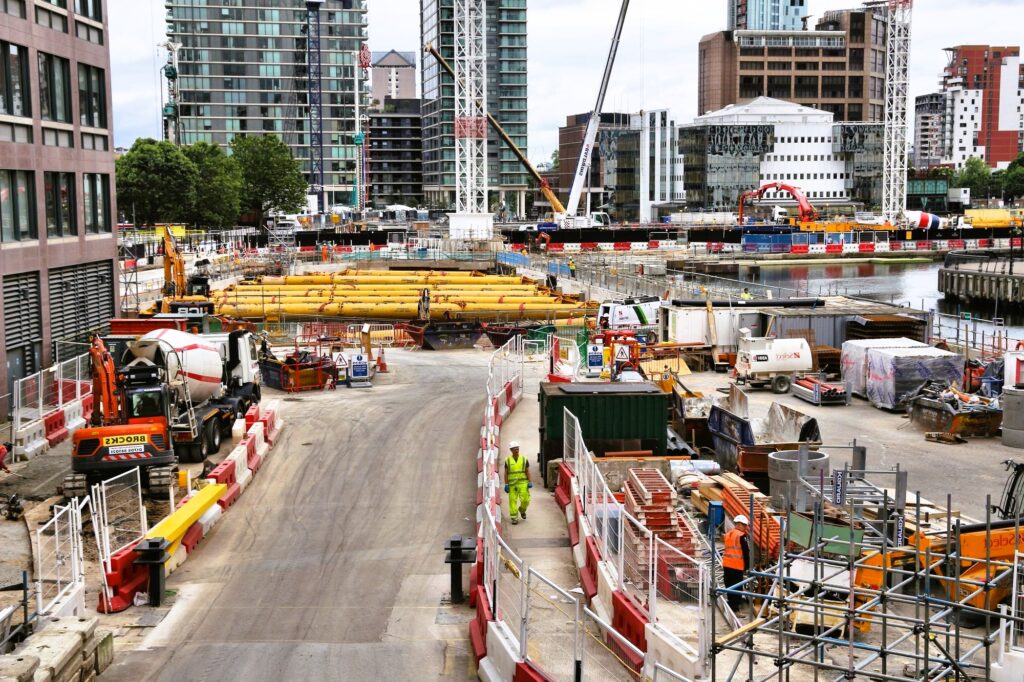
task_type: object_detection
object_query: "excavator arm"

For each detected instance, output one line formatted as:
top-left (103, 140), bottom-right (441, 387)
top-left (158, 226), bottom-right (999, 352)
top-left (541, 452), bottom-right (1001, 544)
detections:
top-left (162, 229), bottom-right (187, 312)
top-left (738, 182), bottom-right (819, 224)
top-left (89, 336), bottom-right (123, 426)
top-left (424, 43), bottom-right (566, 215)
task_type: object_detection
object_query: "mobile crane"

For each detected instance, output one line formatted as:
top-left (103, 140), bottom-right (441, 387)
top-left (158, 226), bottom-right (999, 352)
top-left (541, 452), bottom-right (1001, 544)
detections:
top-left (737, 182), bottom-right (819, 225)
top-left (423, 44), bottom-right (611, 228)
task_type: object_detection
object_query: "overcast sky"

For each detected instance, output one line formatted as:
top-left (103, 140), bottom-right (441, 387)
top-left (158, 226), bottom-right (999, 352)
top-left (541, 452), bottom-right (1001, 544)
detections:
top-left (110, 0), bottom-right (1024, 165)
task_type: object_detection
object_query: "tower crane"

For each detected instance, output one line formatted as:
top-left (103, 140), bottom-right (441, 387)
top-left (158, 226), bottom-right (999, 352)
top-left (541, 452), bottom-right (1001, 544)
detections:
top-left (563, 0), bottom-right (631, 227)
top-left (879, 0), bottom-right (913, 225)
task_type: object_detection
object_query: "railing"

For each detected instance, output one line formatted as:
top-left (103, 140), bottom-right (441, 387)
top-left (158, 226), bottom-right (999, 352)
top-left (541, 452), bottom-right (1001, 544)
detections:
top-left (932, 311), bottom-right (1024, 358)
top-left (12, 354), bottom-right (91, 428)
top-left (34, 498), bottom-right (87, 616)
top-left (92, 468), bottom-right (147, 573)
top-left (564, 408), bottom-right (709, 663)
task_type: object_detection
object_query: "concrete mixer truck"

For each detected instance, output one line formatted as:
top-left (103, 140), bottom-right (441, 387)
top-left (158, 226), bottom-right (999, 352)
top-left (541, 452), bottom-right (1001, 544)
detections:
top-left (63, 328), bottom-right (261, 497)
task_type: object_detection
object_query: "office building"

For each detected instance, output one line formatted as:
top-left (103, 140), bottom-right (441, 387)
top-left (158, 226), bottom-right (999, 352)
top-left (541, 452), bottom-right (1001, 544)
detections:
top-left (561, 110), bottom-right (684, 223)
top-left (420, 0), bottom-right (528, 214)
top-left (367, 98), bottom-right (423, 207)
top-left (939, 45), bottom-right (1024, 170)
top-left (371, 50), bottom-right (416, 105)
top-left (0, 0), bottom-right (117, 408)
top-left (729, 0), bottom-right (808, 32)
top-left (699, 5), bottom-right (887, 122)
top-left (165, 1), bottom-right (369, 206)
top-left (680, 97), bottom-right (883, 211)
top-left (913, 93), bottom-right (944, 169)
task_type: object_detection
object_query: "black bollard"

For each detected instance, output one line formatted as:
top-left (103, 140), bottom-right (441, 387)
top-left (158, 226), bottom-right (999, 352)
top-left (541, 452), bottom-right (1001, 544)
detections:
top-left (444, 535), bottom-right (477, 604)
top-left (134, 537), bottom-right (172, 607)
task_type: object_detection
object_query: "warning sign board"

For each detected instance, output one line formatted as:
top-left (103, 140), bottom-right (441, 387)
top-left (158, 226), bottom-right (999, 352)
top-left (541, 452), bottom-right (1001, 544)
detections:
top-left (614, 346), bottom-right (630, 362)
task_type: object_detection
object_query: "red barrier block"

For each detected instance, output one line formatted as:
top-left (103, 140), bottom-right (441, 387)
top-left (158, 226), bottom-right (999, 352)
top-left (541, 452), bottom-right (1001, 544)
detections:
top-left (515, 662), bottom-right (548, 681)
top-left (44, 410), bottom-right (68, 446)
top-left (554, 463), bottom-right (574, 510)
top-left (580, 242), bottom-right (598, 251)
top-left (181, 522), bottom-right (204, 554)
top-left (81, 394), bottom-right (94, 422)
top-left (790, 244), bottom-right (809, 254)
top-left (469, 585), bottom-right (492, 661)
top-left (858, 243), bottom-right (875, 253)
top-left (579, 537), bottom-right (601, 601)
top-left (611, 591), bottom-right (649, 652)
top-left (217, 481), bottom-right (241, 510)
top-left (98, 544), bottom-right (146, 613)
top-left (207, 459), bottom-right (237, 487)
top-left (825, 244), bottom-right (842, 254)
top-left (245, 404), bottom-right (260, 430)
top-left (546, 243), bottom-right (564, 252)
top-left (613, 242), bottom-right (630, 251)
top-left (889, 241), bottom-right (902, 251)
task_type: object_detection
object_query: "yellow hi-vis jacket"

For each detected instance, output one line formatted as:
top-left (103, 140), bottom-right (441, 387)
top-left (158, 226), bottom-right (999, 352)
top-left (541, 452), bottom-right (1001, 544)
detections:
top-left (505, 455), bottom-right (528, 484)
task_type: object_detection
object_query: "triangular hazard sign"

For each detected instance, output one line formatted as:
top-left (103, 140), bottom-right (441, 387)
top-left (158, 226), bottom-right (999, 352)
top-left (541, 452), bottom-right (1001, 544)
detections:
top-left (614, 346), bottom-right (630, 361)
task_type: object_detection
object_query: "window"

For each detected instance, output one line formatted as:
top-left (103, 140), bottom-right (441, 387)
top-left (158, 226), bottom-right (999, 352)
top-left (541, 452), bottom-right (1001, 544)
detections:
top-left (35, 4), bottom-right (67, 32)
top-left (75, 0), bottom-right (101, 21)
top-left (0, 41), bottom-right (30, 116)
top-left (1, 0), bottom-right (26, 19)
top-left (38, 52), bottom-right (71, 122)
top-left (0, 170), bottom-right (37, 242)
top-left (44, 171), bottom-right (75, 237)
top-left (82, 173), bottom-right (109, 233)
top-left (77, 63), bottom-right (106, 127)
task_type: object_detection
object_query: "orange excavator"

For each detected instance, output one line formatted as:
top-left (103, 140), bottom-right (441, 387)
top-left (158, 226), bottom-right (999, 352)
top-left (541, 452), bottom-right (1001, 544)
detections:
top-left (738, 182), bottom-right (819, 225)
top-left (140, 229), bottom-right (214, 316)
top-left (62, 336), bottom-right (177, 498)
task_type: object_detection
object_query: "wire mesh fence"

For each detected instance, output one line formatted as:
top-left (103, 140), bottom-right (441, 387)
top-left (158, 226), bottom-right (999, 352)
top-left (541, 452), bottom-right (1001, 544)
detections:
top-left (34, 502), bottom-right (83, 615)
top-left (524, 569), bottom-right (579, 681)
top-left (92, 468), bottom-right (147, 569)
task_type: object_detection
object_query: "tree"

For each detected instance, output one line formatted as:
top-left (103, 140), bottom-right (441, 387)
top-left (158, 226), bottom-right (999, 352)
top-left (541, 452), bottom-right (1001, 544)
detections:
top-left (231, 134), bottom-right (307, 226)
top-left (954, 156), bottom-right (993, 201)
top-left (116, 138), bottom-right (198, 225)
top-left (550, 149), bottom-right (559, 171)
top-left (181, 142), bottom-right (243, 229)
top-left (1004, 166), bottom-right (1024, 204)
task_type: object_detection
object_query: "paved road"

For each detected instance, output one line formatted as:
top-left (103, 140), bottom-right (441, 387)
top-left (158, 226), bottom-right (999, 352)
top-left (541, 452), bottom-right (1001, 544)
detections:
top-left (104, 349), bottom-right (487, 681)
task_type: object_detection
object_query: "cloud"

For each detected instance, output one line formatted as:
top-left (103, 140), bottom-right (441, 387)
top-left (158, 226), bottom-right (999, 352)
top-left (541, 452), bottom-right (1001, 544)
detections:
top-left (110, 0), bottom-right (1024, 165)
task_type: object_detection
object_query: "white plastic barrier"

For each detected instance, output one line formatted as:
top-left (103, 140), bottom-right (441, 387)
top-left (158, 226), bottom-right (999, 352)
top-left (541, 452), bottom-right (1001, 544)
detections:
top-left (247, 422), bottom-right (269, 459)
top-left (479, 620), bottom-right (521, 682)
top-left (63, 400), bottom-right (85, 433)
top-left (196, 502), bottom-right (223, 535)
top-left (874, 242), bottom-right (890, 252)
top-left (226, 445), bottom-right (252, 491)
top-left (166, 545), bottom-right (188, 574)
top-left (808, 243), bottom-right (826, 254)
top-left (13, 420), bottom-right (49, 461)
top-left (595, 560), bottom-right (617, 625)
top-left (842, 243), bottom-right (859, 254)
top-left (232, 418), bottom-right (247, 440)
top-left (644, 623), bottom-right (705, 680)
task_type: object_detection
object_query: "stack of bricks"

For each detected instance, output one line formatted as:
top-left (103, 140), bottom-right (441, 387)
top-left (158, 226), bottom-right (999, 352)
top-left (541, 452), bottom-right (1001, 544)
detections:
top-left (622, 468), bottom-right (701, 592)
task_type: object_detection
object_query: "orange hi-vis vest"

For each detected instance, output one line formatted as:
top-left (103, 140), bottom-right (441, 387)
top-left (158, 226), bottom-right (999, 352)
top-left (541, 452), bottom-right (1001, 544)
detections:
top-left (723, 528), bottom-right (746, 570)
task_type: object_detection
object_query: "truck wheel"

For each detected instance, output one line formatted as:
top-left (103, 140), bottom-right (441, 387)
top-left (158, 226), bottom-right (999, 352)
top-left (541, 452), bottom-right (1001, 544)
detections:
top-left (206, 419), bottom-right (221, 456)
top-left (772, 375), bottom-right (792, 394)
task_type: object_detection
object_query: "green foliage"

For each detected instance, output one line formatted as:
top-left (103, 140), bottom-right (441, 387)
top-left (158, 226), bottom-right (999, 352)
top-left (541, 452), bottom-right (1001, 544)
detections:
top-left (550, 148), bottom-right (559, 169)
top-left (231, 134), bottom-right (307, 225)
top-left (181, 142), bottom-right (242, 229)
top-left (115, 138), bottom-right (198, 226)
top-left (954, 156), bottom-right (993, 199)
top-left (1004, 166), bottom-right (1024, 202)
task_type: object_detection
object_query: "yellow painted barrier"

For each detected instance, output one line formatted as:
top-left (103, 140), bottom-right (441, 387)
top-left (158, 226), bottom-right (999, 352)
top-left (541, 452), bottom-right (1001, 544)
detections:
top-left (145, 482), bottom-right (225, 556)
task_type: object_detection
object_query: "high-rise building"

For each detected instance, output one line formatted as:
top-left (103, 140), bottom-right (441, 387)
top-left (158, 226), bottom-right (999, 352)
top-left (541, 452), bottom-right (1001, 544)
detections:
top-left (368, 98), bottom-right (423, 207)
top-left (420, 0), bottom-right (528, 215)
top-left (699, 6), bottom-right (887, 122)
top-left (371, 50), bottom-right (417, 105)
top-left (729, 0), bottom-right (808, 32)
top-left (938, 45), bottom-right (1024, 170)
top-left (913, 93), bottom-right (944, 169)
top-left (680, 97), bottom-right (883, 211)
top-left (165, 1), bottom-right (369, 207)
top-left (0, 0), bottom-right (118, 408)
top-left (558, 112), bottom-right (632, 216)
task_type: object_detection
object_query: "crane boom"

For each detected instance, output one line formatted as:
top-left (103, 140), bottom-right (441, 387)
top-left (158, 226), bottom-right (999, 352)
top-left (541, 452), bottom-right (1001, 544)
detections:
top-left (564, 0), bottom-right (631, 219)
top-left (162, 229), bottom-right (187, 301)
top-left (424, 43), bottom-right (566, 215)
top-left (738, 182), bottom-right (819, 224)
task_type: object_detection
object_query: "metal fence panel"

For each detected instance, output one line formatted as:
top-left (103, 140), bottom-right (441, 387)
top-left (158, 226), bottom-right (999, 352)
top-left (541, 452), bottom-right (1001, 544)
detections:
top-left (92, 467), bottom-right (147, 573)
top-left (524, 568), bottom-right (579, 681)
top-left (35, 504), bottom-right (81, 615)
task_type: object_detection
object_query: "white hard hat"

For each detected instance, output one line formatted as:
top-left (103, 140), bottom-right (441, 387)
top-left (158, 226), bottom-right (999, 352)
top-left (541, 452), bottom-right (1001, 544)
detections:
top-left (509, 440), bottom-right (520, 449)
top-left (733, 514), bottom-right (749, 526)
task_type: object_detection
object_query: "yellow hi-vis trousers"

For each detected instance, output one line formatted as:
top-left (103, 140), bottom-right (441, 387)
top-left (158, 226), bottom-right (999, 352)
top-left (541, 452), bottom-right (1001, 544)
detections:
top-left (508, 482), bottom-right (530, 519)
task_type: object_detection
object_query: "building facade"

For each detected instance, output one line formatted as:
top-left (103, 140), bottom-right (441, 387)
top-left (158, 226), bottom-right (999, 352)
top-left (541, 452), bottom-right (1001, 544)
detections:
top-left (419, 0), bottom-right (528, 214)
top-left (557, 112), bottom-right (631, 216)
top-left (699, 6), bottom-right (887, 122)
top-left (371, 50), bottom-right (416, 105)
top-left (165, 0), bottom-right (369, 207)
top-left (367, 97), bottom-right (422, 207)
top-left (681, 97), bottom-right (882, 211)
top-left (913, 92), bottom-right (944, 169)
top-left (0, 0), bottom-right (118, 408)
top-left (729, 0), bottom-right (808, 32)
top-left (939, 45), bottom-right (1024, 170)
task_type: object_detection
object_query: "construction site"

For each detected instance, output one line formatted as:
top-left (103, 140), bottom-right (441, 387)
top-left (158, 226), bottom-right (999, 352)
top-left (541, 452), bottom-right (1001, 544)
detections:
top-left (8, 1), bottom-right (1024, 681)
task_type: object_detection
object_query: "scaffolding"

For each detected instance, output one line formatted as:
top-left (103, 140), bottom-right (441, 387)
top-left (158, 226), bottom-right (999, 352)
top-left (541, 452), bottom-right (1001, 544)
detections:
top-left (705, 445), bottom-right (1024, 681)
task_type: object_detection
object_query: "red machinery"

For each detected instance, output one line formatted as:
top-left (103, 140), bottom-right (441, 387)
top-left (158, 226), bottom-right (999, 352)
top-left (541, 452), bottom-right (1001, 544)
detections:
top-left (738, 182), bottom-right (819, 224)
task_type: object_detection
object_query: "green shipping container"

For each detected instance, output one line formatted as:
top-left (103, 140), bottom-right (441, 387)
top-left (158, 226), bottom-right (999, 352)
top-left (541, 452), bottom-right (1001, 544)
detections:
top-left (538, 382), bottom-right (669, 484)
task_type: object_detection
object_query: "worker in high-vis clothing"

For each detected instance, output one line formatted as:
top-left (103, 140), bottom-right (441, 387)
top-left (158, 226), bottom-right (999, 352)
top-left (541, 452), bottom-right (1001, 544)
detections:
top-left (503, 441), bottom-right (532, 525)
top-left (722, 514), bottom-right (751, 612)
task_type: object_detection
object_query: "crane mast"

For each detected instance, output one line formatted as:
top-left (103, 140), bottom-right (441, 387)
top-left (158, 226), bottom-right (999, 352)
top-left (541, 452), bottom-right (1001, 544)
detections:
top-left (881, 0), bottom-right (913, 225)
top-left (564, 0), bottom-right (631, 222)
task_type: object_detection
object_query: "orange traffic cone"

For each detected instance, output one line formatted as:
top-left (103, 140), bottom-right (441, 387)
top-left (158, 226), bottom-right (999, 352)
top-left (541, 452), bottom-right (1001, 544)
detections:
top-left (376, 345), bottom-right (389, 373)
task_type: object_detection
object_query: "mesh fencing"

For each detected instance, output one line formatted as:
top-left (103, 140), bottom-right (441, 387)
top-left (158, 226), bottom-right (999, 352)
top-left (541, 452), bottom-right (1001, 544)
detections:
top-left (34, 502), bottom-right (84, 615)
top-left (92, 468), bottom-right (147, 569)
top-left (524, 569), bottom-right (578, 681)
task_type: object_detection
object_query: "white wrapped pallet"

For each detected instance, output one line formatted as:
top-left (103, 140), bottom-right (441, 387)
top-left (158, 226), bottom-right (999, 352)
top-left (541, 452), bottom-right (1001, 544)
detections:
top-left (865, 346), bottom-right (965, 410)
top-left (841, 338), bottom-right (927, 397)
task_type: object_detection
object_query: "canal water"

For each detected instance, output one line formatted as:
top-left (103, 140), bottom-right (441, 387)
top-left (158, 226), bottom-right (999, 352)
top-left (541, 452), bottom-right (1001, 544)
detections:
top-left (750, 260), bottom-right (1024, 333)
